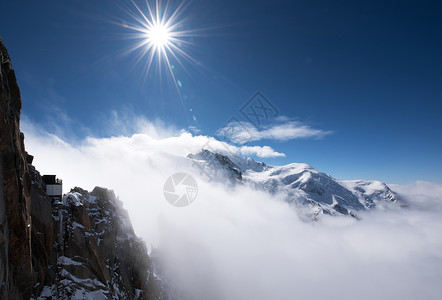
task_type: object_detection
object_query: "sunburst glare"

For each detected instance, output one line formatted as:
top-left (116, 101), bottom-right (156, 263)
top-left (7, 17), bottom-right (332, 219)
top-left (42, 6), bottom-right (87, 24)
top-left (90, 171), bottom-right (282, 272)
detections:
top-left (118, 0), bottom-right (199, 90)
top-left (146, 22), bottom-right (171, 49)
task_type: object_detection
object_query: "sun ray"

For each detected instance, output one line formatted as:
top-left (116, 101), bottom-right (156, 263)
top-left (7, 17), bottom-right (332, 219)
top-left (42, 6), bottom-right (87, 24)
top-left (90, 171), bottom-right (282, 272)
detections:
top-left (120, 0), bottom-right (196, 83)
top-left (98, 0), bottom-right (220, 126)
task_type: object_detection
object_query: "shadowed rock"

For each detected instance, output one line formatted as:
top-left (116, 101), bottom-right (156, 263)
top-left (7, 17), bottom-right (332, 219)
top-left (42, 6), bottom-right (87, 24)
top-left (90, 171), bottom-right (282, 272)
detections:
top-left (0, 36), bottom-right (33, 299)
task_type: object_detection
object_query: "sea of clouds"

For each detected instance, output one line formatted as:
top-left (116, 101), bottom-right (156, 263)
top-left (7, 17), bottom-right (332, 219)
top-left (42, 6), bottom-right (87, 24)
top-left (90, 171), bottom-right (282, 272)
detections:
top-left (22, 118), bottom-right (442, 300)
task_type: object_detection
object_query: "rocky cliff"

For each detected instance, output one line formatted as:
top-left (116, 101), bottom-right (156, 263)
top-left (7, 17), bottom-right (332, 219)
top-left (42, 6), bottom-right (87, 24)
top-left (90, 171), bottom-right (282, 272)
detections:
top-left (0, 38), bottom-right (167, 299)
top-left (0, 36), bottom-right (33, 299)
top-left (29, 180), bottom-right (167, 299)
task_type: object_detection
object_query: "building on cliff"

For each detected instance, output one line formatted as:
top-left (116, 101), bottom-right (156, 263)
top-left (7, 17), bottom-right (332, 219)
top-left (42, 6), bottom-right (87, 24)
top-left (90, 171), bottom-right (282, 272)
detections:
top-left (41, 175), bottom-right (63, 202)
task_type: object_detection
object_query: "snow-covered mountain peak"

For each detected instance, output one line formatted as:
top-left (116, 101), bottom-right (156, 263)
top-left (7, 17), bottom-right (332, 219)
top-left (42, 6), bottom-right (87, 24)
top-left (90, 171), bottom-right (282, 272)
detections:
top-left (187, 149), bottom-right (399, 219)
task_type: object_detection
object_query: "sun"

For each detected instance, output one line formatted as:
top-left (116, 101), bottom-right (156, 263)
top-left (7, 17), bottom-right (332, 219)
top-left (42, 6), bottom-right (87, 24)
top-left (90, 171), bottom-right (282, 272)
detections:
top-left (119, 0), bottom-right (199, 81)
top-left (146, 22), bottom-right (171, 49)
top-left (114, 0), bottom-right (203, 115)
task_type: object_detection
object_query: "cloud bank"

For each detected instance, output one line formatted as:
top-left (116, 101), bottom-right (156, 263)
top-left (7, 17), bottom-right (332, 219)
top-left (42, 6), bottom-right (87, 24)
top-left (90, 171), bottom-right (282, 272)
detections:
top-left (217, 117), bottom-right (332, 144)
top-left (22, 118), bottom-right (442, 300)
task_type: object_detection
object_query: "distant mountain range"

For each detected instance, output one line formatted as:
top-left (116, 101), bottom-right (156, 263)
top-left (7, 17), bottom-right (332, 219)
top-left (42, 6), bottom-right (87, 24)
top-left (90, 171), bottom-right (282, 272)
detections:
top-left (188, 149), bottom-right (399, 219)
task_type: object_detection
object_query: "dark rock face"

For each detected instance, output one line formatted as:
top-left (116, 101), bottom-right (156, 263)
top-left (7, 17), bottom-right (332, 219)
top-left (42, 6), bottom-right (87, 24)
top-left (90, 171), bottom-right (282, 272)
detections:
top-left (188, 150), bottom-right (243, 182)
top-left (29, 163), bottom-right (56, 297)
top-left (0, 37), bottom-right (34, 299)
top-left (0, 38), bottom-right (167, 299)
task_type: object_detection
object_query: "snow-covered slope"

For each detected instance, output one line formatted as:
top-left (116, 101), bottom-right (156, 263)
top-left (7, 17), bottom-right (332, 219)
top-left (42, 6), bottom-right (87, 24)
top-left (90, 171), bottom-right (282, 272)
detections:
top-left (188, 150), bottom-right (399, 219)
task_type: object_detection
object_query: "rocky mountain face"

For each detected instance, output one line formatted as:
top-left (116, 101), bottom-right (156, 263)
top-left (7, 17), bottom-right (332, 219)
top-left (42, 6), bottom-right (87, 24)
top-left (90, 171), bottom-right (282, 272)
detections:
top-left (189, 149), bottom-right (399, 219)
top-left (0, 38), bottom-right (166, 299)
top-left (0, 37), bottom-right (34, 299)
top-left (29, 178), bottom-right (167, 299)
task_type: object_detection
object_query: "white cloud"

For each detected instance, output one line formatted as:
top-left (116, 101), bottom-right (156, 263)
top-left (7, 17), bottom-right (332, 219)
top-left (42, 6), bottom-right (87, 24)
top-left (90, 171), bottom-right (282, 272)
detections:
top-left (217, 118), bottom-right (332, 144)
top-left (187, 125), bottom-right (201, 134)
top-left (21, 118), bottom-right (442, 300)
top-left (239, 145), bottom-right (285, 157)
top-left (390, 181), bottom-right (442, 211)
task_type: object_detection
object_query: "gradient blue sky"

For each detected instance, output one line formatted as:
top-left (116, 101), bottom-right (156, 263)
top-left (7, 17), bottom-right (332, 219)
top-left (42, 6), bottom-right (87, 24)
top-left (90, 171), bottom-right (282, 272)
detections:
top-left (1, 0), bottom-right (441, 183)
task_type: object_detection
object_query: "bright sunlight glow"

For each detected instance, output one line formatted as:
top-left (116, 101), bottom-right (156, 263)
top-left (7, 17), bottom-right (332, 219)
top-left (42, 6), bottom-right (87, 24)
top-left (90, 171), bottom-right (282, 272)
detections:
top-left (120, 0), bottom-right (199, 86)
top-left (115, 0), bottom-right (203, 114)
top-left (146, 22), bottom-right (171, 49)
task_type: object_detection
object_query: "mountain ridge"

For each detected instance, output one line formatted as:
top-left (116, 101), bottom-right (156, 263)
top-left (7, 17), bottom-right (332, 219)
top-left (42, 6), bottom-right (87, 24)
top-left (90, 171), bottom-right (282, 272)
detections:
top-left (188, 149), bottom-right (399, 219)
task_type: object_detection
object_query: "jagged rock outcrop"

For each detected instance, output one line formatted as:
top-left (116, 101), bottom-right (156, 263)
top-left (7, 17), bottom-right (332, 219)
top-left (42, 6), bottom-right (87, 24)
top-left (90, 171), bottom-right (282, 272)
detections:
top-left (0, 38), bottom-right (167, 299)
top-left (30, 182), bottom-right (167, 299)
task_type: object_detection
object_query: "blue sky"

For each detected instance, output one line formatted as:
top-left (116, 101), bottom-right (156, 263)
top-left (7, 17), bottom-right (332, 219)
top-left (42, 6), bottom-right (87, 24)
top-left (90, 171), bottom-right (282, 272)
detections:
top-left (1, 0), bottom-right (441, 183)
